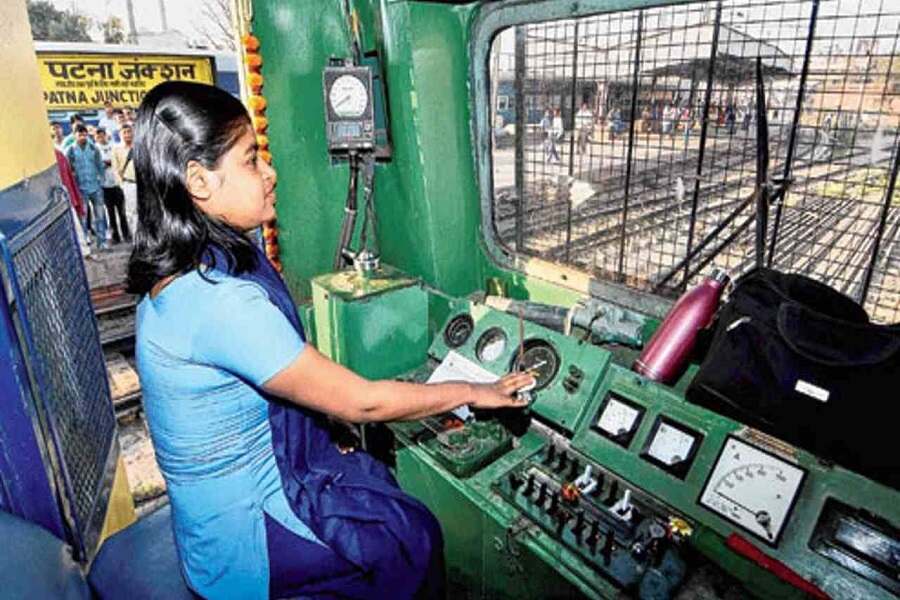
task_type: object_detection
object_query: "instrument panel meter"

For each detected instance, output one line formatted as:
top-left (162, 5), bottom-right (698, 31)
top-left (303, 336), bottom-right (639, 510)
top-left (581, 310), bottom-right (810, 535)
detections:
top-left (443, 314), bottom-right (474, 349)
top-left (510, 340), bottom-right (560, 391)
top-left (593, 392), bottom-right (644, 448)
top-left (641, 418), bottom-right (703, 479)
top-left (476, 328), bottom-right (508, 363)
top-left (699, 436), bottom-right (806, 545)
top-left (323, 65), bottom-right (375, 152)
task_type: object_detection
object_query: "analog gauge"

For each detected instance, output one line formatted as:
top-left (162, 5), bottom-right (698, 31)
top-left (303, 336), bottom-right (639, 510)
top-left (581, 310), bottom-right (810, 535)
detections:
top-left (443, 314), bottom-right (474, 349)
top-left (642, 418), bottom-right (702, 478)
top-left (699, 437), bottom-right (806, 545)
top-left (329, 74), bottom-right (369, 118)
top-left (476, 328), bottom-right (508, 363)
top-left (510, 340), bottom-right (560, 391)
top-left (595, 393), bottom-right (644, 447)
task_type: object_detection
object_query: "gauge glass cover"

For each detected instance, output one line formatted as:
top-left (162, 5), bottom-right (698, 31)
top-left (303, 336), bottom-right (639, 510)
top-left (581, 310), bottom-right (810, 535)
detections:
top-left (647, 422), bottom-right (697, 466)
top-left (476, 328), bottom-right (508, 363)
top-left (511, 341), bottom-right (559, 390)
top-left (444, 314), bottom-right (474, 349)
top-left (699, 437), bottom-right (806, 545)
top-left (329, 75), bottom-right (368, 118)
top-left (598, 398), bottom-right (641, 438)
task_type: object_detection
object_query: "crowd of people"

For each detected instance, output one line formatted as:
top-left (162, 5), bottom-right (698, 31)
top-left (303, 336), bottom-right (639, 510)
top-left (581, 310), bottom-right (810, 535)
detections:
top-left (538, 97), bottom-right (758, 166)
top-left (50, 101), bottom-right (137, 259)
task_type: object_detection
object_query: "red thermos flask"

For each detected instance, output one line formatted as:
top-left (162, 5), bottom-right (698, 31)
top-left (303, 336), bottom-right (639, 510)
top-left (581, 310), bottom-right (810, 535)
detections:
top-left (633, 269), bottom-right (729, 384)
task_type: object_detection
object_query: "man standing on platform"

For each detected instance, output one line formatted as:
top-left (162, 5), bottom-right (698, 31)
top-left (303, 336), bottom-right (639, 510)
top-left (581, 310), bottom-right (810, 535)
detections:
top-left (95, 128), bottom-right (130, 244)
top-left (112, 123), bottom-right (137, 236)
top-left (67, 124), bottom-right (109, 250)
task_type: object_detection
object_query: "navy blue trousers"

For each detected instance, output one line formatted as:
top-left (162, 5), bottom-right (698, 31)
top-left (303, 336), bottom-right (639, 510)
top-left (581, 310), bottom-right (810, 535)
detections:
top-left (265, 512), bottom-right (445, 599)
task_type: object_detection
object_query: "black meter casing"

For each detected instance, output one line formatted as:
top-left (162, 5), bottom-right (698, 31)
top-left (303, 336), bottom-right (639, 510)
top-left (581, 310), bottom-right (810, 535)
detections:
top-left (323, 65), bottom-right (376, 153)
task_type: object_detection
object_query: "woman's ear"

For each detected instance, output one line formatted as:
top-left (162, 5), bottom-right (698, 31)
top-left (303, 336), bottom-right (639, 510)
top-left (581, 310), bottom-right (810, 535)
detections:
top-left (185, 160), bottom-right (217, 201)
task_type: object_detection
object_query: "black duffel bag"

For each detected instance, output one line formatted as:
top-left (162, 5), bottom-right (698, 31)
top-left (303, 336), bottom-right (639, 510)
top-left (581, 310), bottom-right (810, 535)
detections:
top-left (687, 267), bottom-right (900, 490)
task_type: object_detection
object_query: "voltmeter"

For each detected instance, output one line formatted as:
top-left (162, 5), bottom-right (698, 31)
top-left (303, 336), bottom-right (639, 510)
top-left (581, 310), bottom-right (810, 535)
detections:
top-left (323, 65), bottom-right (375, 152)
top-left (699, 436), bottom-right (806, 545)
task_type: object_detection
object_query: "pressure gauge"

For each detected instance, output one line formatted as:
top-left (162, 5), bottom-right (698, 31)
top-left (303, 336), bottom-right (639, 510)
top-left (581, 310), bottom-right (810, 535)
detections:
top-left (329, 74), bottom-right (369, 118)
top-left (510, 340), bottom-right (560, 391)
top-left (476, 328), bottom-right (508, 363)
top-left (642, 417), bottom-right (703, 479)
top-left (444, 314), bottom-right (474, 349)
top-left (594, 393), bottom-right (644, 447)
top-left (699, 436), bottom-right (806, 545)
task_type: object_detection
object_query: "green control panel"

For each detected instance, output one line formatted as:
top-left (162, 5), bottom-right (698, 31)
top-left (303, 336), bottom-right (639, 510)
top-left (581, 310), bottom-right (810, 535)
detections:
top-left (313, 282), bottom-right (900, 599)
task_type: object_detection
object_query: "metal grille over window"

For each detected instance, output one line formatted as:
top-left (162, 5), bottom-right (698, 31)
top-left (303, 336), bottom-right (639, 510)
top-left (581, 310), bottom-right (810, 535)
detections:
top-left (9, 201), bottom-right (116, 555)
top-left (489, 0), bottom-right (900, 323)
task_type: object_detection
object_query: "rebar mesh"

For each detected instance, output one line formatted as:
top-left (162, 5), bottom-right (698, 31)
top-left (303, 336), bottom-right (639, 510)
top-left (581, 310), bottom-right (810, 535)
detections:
top-left (490, 0), bottom-right (900, 323)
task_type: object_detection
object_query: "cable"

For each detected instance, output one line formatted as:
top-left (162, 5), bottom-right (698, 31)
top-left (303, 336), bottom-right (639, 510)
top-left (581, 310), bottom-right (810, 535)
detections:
top-left (333, 153), bottom-right (359, 270)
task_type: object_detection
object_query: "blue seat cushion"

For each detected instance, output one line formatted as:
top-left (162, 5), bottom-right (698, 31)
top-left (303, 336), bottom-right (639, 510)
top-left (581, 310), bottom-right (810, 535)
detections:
top-left (0, 509), bottom-right (91, 600)
top-left (88, 503), bottom-right (198, 599)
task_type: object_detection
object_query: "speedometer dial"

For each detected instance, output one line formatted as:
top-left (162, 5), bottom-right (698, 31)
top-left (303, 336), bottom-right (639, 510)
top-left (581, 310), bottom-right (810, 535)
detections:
top-left (699, 437), bottom-right (806, 545)
top-left (329, 74), bottom-right (369, 118)
top-left (510, 340), bottom-right (560, 391)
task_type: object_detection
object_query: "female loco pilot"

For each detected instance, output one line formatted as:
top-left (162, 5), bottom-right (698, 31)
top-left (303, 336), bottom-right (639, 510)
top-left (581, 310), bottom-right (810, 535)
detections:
top-left (129, 81), bottom-right (533, 599)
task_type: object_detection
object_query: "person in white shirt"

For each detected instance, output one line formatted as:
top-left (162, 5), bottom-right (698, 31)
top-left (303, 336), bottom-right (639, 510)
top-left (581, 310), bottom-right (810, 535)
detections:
top-left (574, 102), bottom-right (594, 155)
top-left (547, 107), bottom-right (564, 164)
top-left (97, 101), bottom-right (121, 143)
top-left (112, 123), bottom-right (137, 236)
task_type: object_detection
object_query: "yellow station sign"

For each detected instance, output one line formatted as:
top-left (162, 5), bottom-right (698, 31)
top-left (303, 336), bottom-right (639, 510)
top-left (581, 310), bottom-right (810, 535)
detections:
top-left (37, 52), bottom-right (215, 110)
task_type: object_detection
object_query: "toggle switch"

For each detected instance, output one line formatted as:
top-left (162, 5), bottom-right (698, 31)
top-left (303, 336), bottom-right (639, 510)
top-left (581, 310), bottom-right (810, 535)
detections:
top-left (590, 472), bottom-right (605, 498)
top-left (509, 473), bottom-right (523, 491)
top-left (605, 480), bottom-right (619, 506)
top-left (612, 489), bottom-right (634, 522)
top-left (537, 482), bottom-right (548, 507)
top-left (524, 474), bottom-right (535, 496)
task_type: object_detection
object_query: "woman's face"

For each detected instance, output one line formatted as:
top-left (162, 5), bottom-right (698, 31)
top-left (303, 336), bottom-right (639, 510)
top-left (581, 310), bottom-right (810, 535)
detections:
top-left (198, 125), bottom-right (277, 230)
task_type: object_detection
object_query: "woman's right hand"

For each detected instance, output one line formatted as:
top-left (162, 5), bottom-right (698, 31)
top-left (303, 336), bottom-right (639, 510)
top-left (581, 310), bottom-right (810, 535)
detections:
top-left (469, 373), bottom-right (536, 410)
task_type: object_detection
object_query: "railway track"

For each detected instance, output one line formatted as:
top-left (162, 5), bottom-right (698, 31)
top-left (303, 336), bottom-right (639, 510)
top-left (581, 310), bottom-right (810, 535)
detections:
top-left (92, 284), bottom-right (139, 418)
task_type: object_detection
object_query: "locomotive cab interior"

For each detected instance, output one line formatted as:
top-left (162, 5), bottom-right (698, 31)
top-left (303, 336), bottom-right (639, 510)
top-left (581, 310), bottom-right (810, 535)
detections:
top-left (1, 0), bottom-right (899, 599)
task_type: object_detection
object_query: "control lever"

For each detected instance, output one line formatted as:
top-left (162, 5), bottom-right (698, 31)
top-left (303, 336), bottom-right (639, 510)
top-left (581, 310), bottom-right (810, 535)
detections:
top-left (574, 465), bottom-right (598, 496)
top-left (572, 510), bottom-right (586, 544)
top-left (556, 450), bottom-right (569, 474)
top-left (601, 532), bottom-right (615, 566)
top-left (568, 458), bottom-right (581, 481)
top-left (537, 482), bottom-right (548, 507)
top-left (549, 492), bottom-right (560, 516)
top-left (587, 521), bottom-right (601, 554)
top-left (524, 474), bottom-right (535, 497)
top-left (544, 444), bottom-right (556, 465)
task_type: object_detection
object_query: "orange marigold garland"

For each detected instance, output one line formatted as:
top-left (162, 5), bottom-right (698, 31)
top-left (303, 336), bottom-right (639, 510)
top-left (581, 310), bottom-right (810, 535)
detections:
top-left (242, 33), bottom-right (282, 272)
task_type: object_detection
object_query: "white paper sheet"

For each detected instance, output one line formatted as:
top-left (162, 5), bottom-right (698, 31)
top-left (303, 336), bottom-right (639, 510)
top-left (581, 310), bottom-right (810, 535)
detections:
top-left (426, 350), bottom-right (500, 420)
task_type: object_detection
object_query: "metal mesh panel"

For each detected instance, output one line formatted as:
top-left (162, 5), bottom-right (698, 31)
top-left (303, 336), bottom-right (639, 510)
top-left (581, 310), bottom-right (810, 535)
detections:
top-left (10, 204), bottom-right (115, 546)
top-left (490, 0), bottom-right (900, 323)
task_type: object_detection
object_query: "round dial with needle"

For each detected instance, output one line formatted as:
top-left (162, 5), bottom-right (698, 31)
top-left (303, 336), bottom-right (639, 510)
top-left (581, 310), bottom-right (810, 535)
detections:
top-left (329, 74), bottom-right (368, 118)
top-left (511, 340), bottom-right (560, 390)
top-left (700, 437), bottom-right (806, 544)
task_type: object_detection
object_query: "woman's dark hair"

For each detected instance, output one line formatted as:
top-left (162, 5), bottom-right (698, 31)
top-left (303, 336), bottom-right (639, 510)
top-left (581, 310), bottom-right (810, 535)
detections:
top-left (126, 81), bottom-right (257, 295)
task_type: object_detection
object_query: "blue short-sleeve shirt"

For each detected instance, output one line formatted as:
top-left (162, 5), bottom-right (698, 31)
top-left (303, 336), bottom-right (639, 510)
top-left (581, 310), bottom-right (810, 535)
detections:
top-left (136, 268), bottom-right (321, 599)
